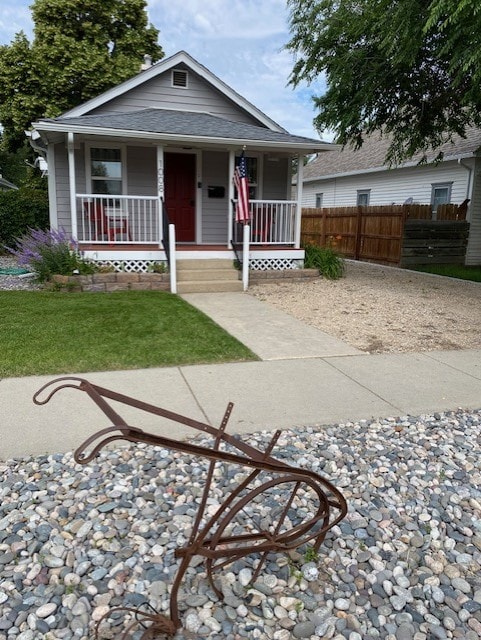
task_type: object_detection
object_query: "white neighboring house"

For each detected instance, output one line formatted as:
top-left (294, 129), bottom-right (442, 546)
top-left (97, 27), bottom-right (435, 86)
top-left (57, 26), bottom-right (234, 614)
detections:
top-left (299, 129), bottom-right (481, 265)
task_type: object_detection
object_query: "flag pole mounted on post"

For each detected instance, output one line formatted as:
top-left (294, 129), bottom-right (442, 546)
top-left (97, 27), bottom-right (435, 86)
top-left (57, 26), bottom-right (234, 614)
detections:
top-left (234, 147), bottom-right (250, 225)
top-left (233, 147), bottom-right (251, 290)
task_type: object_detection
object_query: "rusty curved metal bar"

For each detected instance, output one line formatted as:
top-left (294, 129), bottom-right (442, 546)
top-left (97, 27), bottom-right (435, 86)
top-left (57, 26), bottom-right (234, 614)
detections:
top-left (34, 376), bottom-right (347, 638)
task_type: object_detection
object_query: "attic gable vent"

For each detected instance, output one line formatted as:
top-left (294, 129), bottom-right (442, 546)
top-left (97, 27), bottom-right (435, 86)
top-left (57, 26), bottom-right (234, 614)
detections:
top-left (172, 69), bottom-right (188, 88)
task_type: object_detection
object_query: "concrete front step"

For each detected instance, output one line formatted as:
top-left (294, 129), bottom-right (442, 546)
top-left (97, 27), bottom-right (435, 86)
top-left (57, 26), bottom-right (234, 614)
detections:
top-left (177, 280), bottom-right (243, 293)
top-left (177, 268), bottom-right (240, 282)
top-left (175, 258), bottom-right (241, 292)
top-left (177, 259), bottom-right (234, 271)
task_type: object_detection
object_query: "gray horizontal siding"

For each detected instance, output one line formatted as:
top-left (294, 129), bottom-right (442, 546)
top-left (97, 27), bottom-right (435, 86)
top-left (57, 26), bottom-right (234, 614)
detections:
top-left (201, 150), bottom-right (229, 243)
top-left (90, 63), bottom-right (261, 127)
top-left (466, 157), bottom-right (481, 264)
top-left (127, 147), bottom-right (157, 196)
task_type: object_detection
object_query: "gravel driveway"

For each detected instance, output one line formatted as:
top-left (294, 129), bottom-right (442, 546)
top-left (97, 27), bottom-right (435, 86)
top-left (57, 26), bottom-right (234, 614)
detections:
top-left (250, 261), bottom-right (481, 354)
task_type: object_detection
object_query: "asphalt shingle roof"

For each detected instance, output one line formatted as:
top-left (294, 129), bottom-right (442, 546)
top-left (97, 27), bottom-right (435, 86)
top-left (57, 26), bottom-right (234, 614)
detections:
top-left (303, 127), bottom-right (481, 181)
top-left (48, 108), bottom-right (326, 147)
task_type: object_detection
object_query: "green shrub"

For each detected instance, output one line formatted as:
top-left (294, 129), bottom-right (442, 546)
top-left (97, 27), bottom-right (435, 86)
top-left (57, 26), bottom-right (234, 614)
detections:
top-left (7, 228), bottom-right (97, 282)
top-left (303, 243), bottom-right (345, 279)
top-left (0, 187), bottom-right (49, 248)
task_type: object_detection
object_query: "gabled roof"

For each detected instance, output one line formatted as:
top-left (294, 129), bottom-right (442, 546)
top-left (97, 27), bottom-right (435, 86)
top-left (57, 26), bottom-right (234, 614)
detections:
top-left (303, 127), bottom-right (481, 182)
top-left (60, 50), bottom-right (286, 133)
top-left (35, 108), bottom-right (334, 153)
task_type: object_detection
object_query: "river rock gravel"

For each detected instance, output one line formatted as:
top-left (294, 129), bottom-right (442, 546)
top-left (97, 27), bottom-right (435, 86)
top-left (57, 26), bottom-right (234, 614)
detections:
top-left (1, 409), bottom-right (480, 639)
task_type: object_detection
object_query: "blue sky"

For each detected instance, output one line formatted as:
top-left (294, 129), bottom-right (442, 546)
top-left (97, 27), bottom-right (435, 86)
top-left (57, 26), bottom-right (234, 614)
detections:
top-left (0, 0), bottom-right (329, 140)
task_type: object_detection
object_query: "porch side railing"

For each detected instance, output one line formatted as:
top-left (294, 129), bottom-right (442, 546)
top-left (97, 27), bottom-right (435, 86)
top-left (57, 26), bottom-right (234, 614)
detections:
top-left (232, 200), bottom-right (297, 245)
top-left (77, 194), bottom-right (160, 243)
top-left (161, 198), bottom-right (171, 267)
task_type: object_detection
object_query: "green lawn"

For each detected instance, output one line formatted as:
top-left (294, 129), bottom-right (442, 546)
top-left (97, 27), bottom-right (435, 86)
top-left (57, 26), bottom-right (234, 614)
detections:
top-left (0, 290), bottom-right (258, 377)
top-left (411, 264), bottom-right (481, 282)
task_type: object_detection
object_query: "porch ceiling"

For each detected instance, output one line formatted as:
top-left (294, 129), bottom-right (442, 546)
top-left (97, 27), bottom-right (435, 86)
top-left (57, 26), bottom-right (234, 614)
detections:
top-left (33, 108), bottom-right (337, 154)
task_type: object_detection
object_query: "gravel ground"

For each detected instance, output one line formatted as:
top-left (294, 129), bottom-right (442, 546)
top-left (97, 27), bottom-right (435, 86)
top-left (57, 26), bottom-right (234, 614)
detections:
top-left (1, 410), bottom-right (481, 640)
top-left (0, 256), bottom-right (42, 291)
top-left (249, 261), bottom-right (481, 354)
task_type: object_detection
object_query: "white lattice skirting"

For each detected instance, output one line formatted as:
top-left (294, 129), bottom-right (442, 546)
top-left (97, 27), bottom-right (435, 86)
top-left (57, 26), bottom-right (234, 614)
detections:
top-left (93, 258), bottom-right (301, 272)
top-left (95, 259), bottom-right (167, 273)
top-left (249, 258), bottom-right (300, 271)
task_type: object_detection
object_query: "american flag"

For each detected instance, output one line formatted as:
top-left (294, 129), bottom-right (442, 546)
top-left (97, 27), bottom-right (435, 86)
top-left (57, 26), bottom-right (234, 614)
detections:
top-left (234, 151), bottom-right (250, 224)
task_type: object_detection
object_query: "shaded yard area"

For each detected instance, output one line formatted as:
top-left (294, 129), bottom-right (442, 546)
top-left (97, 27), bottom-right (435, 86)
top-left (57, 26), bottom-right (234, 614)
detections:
top-left (0, 291), bottom-right (257, 377)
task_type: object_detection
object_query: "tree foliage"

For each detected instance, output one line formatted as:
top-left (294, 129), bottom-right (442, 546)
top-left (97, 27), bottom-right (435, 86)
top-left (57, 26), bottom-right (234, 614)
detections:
top-left (286, 0), bottom-right (481, 164)
top-left (0, 0), bottom-right (164, 151)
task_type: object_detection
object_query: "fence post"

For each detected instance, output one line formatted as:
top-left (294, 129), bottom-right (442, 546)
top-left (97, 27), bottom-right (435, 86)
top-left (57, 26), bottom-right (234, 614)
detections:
top-left (354, 207), bottom-right (363, 260)
top-left (321, 209), bottom-right (327, 247)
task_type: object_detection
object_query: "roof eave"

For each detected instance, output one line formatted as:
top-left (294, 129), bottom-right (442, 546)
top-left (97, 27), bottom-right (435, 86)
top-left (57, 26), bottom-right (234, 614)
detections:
top-left (301, 151), bottom-right (478, 182)
top-left (32, 122), bottom-right (335, 153)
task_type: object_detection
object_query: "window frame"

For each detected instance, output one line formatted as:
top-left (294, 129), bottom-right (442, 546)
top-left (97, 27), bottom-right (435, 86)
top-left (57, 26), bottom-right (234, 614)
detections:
top-left (431, 182), bottom-right (452, 216)
top-left (85, 144), bottom-right (126, 196)
top-left (235, 153), bottom-right (261, 199)
top-left (315, 192), bottom-right (323, 208)
top-left (357, 189), bottom-right (371, 206)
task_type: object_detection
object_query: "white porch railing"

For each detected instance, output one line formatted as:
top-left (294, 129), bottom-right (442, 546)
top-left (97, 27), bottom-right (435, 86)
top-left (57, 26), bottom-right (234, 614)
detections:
top-left (77, 194), bottom-right (160, 243)
top-left (232, 200), bottom-right (297, 245)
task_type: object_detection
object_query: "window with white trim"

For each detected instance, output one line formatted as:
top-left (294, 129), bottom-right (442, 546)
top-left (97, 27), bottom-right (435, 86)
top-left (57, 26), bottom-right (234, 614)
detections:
top-left (90, 148), bottom-right (122, 195)
top-left (315, 193), bottom-right (323, 208)
top-left (431, 182), bottom-right (452, 215)
top-left (357, 189), bottom-right (370, 206)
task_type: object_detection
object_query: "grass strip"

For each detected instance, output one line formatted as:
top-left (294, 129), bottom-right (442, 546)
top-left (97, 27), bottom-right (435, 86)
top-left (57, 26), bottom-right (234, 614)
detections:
top-left (411, 264), bottom-right (481, 283)
top-left (0, 290), bottom-right (258, 377)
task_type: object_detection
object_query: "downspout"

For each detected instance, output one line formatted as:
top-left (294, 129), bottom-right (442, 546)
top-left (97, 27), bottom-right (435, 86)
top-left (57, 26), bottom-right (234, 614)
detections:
top-left (295, 155), bottom-right (304, 248)
top-left (458, 158), bottom-right (473, 202)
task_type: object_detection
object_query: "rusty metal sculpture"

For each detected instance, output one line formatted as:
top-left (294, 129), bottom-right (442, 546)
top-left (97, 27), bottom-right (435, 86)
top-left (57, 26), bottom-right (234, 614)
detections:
top-left (34, 377), bottom-right (347, 638)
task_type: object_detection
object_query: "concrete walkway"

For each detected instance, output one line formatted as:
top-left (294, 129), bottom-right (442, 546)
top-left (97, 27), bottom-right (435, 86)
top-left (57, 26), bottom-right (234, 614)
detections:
top-left (1, 292), bottom-right (480, 460)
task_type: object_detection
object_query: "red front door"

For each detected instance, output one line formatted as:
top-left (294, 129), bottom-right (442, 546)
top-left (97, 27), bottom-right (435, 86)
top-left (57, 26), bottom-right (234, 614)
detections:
top-left (164, 153), bottom-right (196, 242)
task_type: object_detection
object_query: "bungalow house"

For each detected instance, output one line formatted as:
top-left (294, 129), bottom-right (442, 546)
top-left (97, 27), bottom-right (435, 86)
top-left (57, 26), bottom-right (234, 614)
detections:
top-left (299, 129), bottom-right (481, 265)
top-left (30, 51), bottom-right (333, 290)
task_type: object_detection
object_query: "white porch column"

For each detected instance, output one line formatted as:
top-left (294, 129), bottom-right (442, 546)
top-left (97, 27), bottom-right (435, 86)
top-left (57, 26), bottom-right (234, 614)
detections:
top-left (294, 155), bottom-right (304, 249)
top-left (242, 223), bottom-right (250, 291)
top-left (67, 132), bottom-right (77, 239)
top-left (156, 145), bottom-right (164, 244)
top-left (228, 150), bottom-right (235, 247)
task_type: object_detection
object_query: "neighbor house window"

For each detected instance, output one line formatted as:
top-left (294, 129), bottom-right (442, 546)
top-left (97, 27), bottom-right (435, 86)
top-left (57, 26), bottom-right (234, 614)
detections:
top-left (315, 193), bottom-right (323, 208)
top-left (431, 183), bottom-right (452, 216)
top-left (235, 155), bottom-right (258, 199)
top-left (90, 148), bottom-right (123, 195)
top-left (357, 189), bottom-right (371, 206)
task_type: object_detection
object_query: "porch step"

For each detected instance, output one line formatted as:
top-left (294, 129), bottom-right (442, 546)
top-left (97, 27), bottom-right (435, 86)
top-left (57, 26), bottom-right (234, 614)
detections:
top-left (177, 280), bottom-right (243, 294)
top-left (175, 259), bottom-right (242, 293)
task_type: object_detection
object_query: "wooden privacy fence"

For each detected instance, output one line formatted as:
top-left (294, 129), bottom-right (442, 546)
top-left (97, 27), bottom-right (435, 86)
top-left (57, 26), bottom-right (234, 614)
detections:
top-left (301, 204), bottom-right (468, 265)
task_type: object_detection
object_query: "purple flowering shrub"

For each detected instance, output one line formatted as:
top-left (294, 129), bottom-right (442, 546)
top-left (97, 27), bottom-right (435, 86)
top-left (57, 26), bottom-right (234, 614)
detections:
top-left (8, 228), bottom-right (96, 282)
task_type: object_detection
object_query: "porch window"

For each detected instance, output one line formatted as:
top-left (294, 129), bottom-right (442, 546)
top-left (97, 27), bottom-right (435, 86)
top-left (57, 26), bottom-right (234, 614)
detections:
top-left (235, 155), bottom-right (258, 199)
top-left (357, 189), bottom-right (370, 206)
top-left (431, 182), bottom-right (452, 215)
top-left (90, 148), bottom-right (122, 195)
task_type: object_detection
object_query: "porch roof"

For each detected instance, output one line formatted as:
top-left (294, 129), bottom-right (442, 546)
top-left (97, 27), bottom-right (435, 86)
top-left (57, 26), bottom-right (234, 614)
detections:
top-left (33, 108), bottom-right (335, 154)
